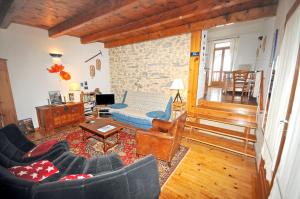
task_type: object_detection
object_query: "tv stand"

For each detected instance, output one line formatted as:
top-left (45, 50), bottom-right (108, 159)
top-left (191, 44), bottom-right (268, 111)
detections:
top-left (97, 106), bottom-right (112, 118)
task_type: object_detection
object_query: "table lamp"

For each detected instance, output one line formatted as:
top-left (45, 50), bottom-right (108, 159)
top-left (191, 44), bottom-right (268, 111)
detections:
top-left (170, 79), bottom-right (184, 103)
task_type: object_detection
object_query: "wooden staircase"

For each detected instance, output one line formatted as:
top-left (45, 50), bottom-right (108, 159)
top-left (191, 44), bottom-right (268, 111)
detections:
top-left (184, 100), bottom-right (257, 157)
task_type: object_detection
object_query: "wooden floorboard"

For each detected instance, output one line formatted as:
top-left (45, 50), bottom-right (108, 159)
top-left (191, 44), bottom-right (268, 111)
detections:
top-left (204, 87), bottom-right (257, 106)
top-left (183, 129), bottom-right (256, 157)
top-left (160, 139), bottom-right (257, 199)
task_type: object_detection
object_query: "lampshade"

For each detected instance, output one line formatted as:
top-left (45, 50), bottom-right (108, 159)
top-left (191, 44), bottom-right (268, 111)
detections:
top-left (69, 82), bottom-right (80, 91)
top-left (170, 79), bottom-right (184, 90)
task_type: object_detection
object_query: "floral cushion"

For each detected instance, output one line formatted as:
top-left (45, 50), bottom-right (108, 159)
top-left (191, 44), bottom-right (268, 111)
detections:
top-left (9, 160), bottom-right (59, 182)
top-left (59, 174), bottom-right (93, 181)
top-left (23, 140), bottom-right (58, 159)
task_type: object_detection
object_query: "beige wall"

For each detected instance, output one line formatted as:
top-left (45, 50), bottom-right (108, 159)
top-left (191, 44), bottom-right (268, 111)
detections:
top-left (0, 23), bottom-right (110, 127)
top-left (109, 34), bottom-right (191, 102)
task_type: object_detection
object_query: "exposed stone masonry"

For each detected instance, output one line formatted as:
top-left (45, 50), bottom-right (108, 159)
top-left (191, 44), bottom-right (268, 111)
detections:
top-left (109, 33), bottom-right (191, 102)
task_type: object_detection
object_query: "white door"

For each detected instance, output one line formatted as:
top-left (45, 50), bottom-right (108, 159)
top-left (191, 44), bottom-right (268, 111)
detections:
top-left (261, 5), bottom-right (300, 182)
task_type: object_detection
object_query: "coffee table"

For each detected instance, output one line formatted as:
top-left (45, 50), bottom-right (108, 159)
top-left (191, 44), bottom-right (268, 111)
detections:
top-left (79, 118), bottom-right (124, 153)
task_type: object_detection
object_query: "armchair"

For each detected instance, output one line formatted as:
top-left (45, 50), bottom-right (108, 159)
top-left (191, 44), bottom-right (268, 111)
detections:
top-left (0, 124), bottom-right (69, 167)
top-left (136, 112), bottom-right (187, 166)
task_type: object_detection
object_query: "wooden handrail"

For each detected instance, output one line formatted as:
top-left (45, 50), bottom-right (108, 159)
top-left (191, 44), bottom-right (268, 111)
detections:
top-left (259, 71), bottom-right (264, 112)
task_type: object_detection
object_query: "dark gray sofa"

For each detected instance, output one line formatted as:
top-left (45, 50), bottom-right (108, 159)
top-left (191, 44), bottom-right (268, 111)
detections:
top-left (0, 124), bottom-right (161, 199)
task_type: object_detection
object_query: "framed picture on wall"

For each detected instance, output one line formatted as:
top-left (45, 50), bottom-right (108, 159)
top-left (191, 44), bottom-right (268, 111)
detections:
top-left (49, 91), bottom-right (62, 105)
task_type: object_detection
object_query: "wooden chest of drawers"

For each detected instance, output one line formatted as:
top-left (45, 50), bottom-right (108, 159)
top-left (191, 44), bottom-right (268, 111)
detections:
top-left (36, 102), bottom-right (85, 133)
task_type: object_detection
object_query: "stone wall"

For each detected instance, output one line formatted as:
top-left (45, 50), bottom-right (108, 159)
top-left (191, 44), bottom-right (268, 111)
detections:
top-left (109, 33), bottom-right (191, 102)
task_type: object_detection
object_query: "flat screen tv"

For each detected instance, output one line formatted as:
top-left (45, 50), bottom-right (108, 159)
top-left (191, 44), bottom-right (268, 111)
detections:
top-left (96, 94), bottom-right (115, 105)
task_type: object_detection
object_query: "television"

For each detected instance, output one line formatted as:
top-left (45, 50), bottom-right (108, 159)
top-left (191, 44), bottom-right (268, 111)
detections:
top-left (96, 94), bottom-right (115, 105)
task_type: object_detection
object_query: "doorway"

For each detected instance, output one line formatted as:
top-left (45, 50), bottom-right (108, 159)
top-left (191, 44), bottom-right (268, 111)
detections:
top-left (210, 41), bottom-right (232, 87)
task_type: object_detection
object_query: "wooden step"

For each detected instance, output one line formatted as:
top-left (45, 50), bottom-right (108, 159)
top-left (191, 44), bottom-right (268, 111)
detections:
top-left (198, 105), bottom-right (257, 116)
top-left (188, 113), bottom-right (257, 129)
top-left (185, 121), bottom-right (256, 142)
top-left (195, 107), bottom-right (257, 124)
top-left (183, 130), bottom-right (256, 158)
top-left (198, 99), bottom-right (258, 114)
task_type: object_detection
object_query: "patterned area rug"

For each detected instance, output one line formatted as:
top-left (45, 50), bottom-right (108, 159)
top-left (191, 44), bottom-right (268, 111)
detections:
top-left (29, 127), bottom-right (189, 186)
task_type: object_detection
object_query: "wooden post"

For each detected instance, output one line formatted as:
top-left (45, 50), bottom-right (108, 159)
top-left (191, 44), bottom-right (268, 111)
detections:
top-left (187, 31), bottom-right (201, 114)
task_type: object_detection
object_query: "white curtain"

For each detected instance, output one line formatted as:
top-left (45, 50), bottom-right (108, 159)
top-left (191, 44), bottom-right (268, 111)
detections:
top-left (261, 6), bottom-right (300, 181)
top-left (230, 38), bottom-right (239, 70)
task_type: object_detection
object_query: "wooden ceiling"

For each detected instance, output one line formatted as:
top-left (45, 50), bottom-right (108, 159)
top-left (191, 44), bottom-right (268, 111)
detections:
top-left (0, 0), bottom-right (278, 48)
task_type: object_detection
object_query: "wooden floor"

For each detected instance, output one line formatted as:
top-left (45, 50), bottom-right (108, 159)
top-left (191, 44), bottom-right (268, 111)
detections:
top-left (204, 87), bottom-right (257, 106)
top-left (160, 138), bottom-right (257, 199)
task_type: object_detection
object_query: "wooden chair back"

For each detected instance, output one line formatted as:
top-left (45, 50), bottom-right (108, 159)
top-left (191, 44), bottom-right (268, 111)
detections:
top-left (232, 70), bottom-right (249, 100)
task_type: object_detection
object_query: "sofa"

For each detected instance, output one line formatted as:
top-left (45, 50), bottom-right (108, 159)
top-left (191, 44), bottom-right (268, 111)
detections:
top-left (0, 124), bottom-right (161, 199)
top-left (111, 91), bottom-right (172, 129)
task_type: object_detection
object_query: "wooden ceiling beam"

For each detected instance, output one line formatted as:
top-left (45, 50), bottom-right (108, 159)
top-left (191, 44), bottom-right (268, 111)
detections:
top-left (48, 0), bottom-right (138, 38)
top-left (81, 0), bottom-right (274, 44)
top-left (104, 5), bottom-right (277, 48)
top-left (0, 0), bottom-right (25, 28)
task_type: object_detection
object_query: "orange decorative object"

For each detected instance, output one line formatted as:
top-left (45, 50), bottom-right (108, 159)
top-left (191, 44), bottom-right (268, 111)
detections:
top-left (60, 71), bottom-right (71, 80)
top-left (47, 64), bottom-right (65, 73)
top-left (47, 64), bottom-right (71, 80)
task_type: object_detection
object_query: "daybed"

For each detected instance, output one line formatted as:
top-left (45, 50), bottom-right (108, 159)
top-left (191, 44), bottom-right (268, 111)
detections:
top-left (110, 91), bottom-right (172, 129)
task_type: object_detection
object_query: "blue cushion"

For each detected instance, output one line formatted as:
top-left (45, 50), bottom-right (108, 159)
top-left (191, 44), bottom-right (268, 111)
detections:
top-left (163, 97), bottom-right (173, 120)
top-left (146, 111), bottom-right (166, 119)
top-left (111, 103), bottom-right (128, 109)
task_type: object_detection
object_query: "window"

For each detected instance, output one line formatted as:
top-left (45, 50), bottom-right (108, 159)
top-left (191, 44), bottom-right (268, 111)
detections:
top-left (215, 42), bottom-right (230, 48)
top-left (210, 41), bottom-right (232, 86)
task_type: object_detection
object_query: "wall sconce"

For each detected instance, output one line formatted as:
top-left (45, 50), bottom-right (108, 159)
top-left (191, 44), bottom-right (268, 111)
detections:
top-left (47, 52), bottom-right (71, 81)
top-left (49, 53), bottom-right (62, 64)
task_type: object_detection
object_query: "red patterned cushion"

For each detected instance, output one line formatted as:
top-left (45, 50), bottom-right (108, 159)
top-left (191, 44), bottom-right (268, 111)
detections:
top-left (23, 140), bottom-right (58, 158)
top-left (59, 174), bottom-right (93, 181)
top-left (9, 160), bottom-right (59, 182)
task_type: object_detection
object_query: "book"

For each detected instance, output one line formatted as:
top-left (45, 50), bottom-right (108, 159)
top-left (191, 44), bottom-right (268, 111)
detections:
top-left (97, 125), bottom-right (116, 133)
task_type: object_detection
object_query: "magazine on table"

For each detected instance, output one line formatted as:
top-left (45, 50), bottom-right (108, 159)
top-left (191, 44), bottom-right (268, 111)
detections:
top-left (97, 125), bottom-right (116, 133)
